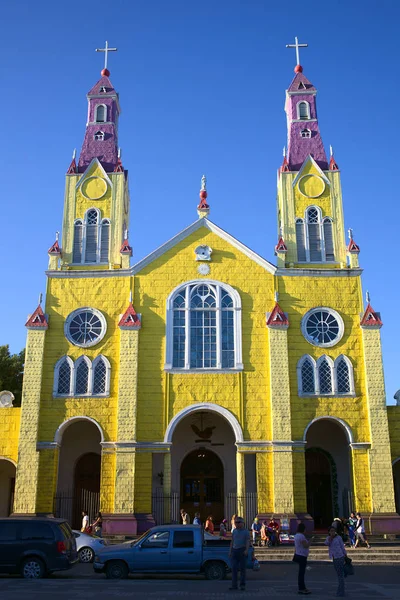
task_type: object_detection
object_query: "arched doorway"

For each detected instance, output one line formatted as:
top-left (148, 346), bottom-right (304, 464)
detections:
top-left (55, 419), bottom-right (102, 528)
top-left (393, 459), bottom-right (400, 514)
top-left (0, 459), bottom-right (16, 517)
top-left (305, 418), bottom-right (352, 529)
top-left (181, 449), bottom-right (224, 524)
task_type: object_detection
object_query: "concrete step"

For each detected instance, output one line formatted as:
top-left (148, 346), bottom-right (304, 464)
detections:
top-left (255, 546), bottom-right (400, 564)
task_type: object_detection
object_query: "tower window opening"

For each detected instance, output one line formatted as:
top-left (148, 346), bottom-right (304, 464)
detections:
top-left (301, 128), bottom-right (311, 138)
top-left (298, 101), bottom-right (310, 120)
top-left (296, 208), bottom-right (336, 263)
top-left (99, 86), bottom-right (107, 93)
top-left (95, 104), bottom-right (106, 123)
top-left (94, 131), bottom-right (105, 141)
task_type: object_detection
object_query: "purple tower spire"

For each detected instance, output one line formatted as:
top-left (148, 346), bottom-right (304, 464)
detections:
top-left (78, 71), bottom-right (120, 173)
top-left (285, 69), bottom-right (328, 171)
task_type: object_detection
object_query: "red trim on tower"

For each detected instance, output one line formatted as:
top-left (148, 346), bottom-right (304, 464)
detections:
top-left (25, 305), bottom-right (49, 329)
top-left (329, 155), bottom-right (339, 171)
top-left (48, 240), bottom-right (61, 255)
top-left (67, 157), bottom-right (77, 174)
top-left (118, 303), bottom-right (141, 328)
top-left (120, 238), bottom-right (132, 255)
top-left (360, 303), bottom-right (383, 328)
top-left (280, 156), bottom-right (290, 173)
top-left (198, 189), bottom-right (209, 210)
top-left (114, 156), bottom-right (124, 172)
top-left (347, 239), bottom-right (360, 253)
top-left (275, 237), bottom-right (288, 253)
top-left (266, 303), bottom-right (289, 328)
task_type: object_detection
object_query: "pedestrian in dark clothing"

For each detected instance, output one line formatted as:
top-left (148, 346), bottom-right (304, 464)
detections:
top-left (293, 523), bottom-right (312, 595)
top-left (325, 526), bottom-right (347, 597)
top-left (229, 517), bottom-right (250, 591)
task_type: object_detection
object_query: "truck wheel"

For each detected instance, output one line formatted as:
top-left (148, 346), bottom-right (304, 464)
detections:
top-left (205, 561), bottom-right (226, 580)
top-left (21, 557), bottom-right (45, 579)
top-left (105, 560), bottom-right (129, 579)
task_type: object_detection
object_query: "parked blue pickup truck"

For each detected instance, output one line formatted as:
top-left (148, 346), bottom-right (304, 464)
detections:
top-left (93, 525), bottom-right (259, 580)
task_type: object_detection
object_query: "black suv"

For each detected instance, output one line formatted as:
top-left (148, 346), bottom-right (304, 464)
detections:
top-left (0, 518), bottom-right (78, 578)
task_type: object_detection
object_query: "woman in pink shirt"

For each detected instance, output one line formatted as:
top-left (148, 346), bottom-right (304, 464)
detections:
top-left (325, 526), bottom-right (347, 597)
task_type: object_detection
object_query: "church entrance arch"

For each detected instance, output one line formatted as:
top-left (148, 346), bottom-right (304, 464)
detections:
top-left (0, 459), bottom-right (16, 517)
top-left (304, 418), bottom-right (352, 529)
top-left (55, 418), bottom-right (102, 529)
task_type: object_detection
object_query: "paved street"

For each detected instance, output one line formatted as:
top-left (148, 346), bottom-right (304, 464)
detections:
top-left (0, 563), bottom-right (400, 599)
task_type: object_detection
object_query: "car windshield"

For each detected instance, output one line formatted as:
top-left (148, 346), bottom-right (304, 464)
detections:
top-left (131, 530), bottom-right (150, 546)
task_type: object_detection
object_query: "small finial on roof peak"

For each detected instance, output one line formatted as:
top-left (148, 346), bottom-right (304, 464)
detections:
top-left (330, 145), bottom-right (334, 157)
top-left (197, 175), bottom-right (210, 218)
top-left (72, 148), bottom-right (76, 159)
top-left (129, 290), bottom-right (133, 304)
top-left (283, 146), bottom-right (286, 157)
top-left (118, 147), bottom-right (121, 159)
top-left (55, 231), bottom-right (59, 242)
top-left (38, 293), bottom-right (43, 306)
top-left (201, 174), bottom-right (207, 191)
top-left (274, 291), bottom-right (279, 303)
top-left (124, 228), bottom-right (128, 240)
top-left (348, 228), bottom-right (354, 241)
top-left (366, 291), bottom-right (370, 304)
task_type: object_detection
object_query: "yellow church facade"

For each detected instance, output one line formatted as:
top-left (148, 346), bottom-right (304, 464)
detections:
top-left (1, 57), bottom-right (400, 534)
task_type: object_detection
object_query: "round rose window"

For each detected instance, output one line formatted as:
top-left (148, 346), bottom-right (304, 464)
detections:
top-left (65, 308), bottom-right (106, 347)
top-left (301, 307), bottom-right (344, 347)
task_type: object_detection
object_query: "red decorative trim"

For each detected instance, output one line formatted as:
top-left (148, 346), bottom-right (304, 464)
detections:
top-left (25, 305), bottom-right (48, 329)
top-left (360, 303), bottom-right (383, 328)
top-left (347, 239), bottom-right (360, 253)
top-left (48, 240), bottom-right (61, 255)
top-left (280, 156), bottom-right (290, 173)
top-left (114, 157), bottom-right (124, 172)
top-left (266, 302), bottom-right (289, 328)
top-left (329, 155), bottom-right (339, 171)
top-left (67, 157), bottom-right (77, 174)
top-left (275, 237), bottom-right (288, 253)
top-left (118, 303), bottom-right (141, 328)
top-left (120, 239), bottom-right (132, 255)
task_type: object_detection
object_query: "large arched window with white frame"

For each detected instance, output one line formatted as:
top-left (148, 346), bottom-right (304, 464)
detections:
top-left (297, 354), bottom-right (354, 396)
top-left (53, 354), bottom-right (111, 397)
top-left (165, 280), bottom-right (243, 371)
top-left (74, 355), bottom-right (91, 396)
top-left (295, 206), bottom-right (335, 263)
top-left (92, 355), bottom-right (111, 395)
top-left (72, 209), bottom-right (111, 264)
top-left (95, 104), bottom-right (107, 123)
top-left (297, 101), bottom-right (310, 120)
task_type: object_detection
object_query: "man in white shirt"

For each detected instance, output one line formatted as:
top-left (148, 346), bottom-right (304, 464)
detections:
top-left (81, 510), bottom-right (89, 532)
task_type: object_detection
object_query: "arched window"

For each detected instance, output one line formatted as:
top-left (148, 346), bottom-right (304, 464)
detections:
top-left (100, 219), bottom-right (110, 263)
top-left (300, 128), bottom-right (311, 138)
top-left (323, 218), bottom-right (335, 261)
top-left (166, 281), bottom-right (242, 371)
top-left (92, 355), bottom-right (111, 395)
top-left (75, 356), bottom-right (90, 395)
top-left (73, 220), bottom-right (83, 263)
top-left (84, 208), bottom-right (99, 263)
top-left (335, 355), bottom-right (354, 394)
top-left (299, 356), bottom-right (315, 394)
top-left (54, 356), bottom-right (73, 396)
top-left (307, 207), bottom-right (323, 262)
top-left (298, 101), bottom-right (310, 120)
top-left (95, 105), bottom-right (106, 123)
top-left (296, 218), bottom-right (306, 262)
top-left (94, 131), bottom-right (105, 141)
top-left (317, 356), bottom-right (333, 394)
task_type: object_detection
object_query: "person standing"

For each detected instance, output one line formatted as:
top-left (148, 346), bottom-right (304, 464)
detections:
top-left (325, 526), bottom-right (347, 597)
top-left (91, 512), bottom-right (103, 537)
top-left (347, 512), bottom-right (357, 547)
top-left (231, 514), bottom-right (238, 532)
top-left (293, 523), bottom-right (312, 595)
top-left (205, 515), bottom-right (214, 534)
top-left (229, 517), bottom-right (250, 591)
top-left (193, 512), bottom-right (201, 526)
top-left (219, 519), bottom-right (228, 538)
top-left (81, 510), bottom-right (89, 533)
top-left (354, 512), bottom-right (370, 548)
top-left (180, 509), bottom-right (190, 525)
top-left (251, 517), bottom-right (261, 546)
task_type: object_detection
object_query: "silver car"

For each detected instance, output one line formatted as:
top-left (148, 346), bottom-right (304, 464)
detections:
top-left (73, 530), bottom-right (107, 563)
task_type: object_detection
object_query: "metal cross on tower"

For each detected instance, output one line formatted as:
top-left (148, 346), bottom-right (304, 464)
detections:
top-left (95, 40), bottom-right (118, 71)
top-left (286, 36), bottom-right (308, 66)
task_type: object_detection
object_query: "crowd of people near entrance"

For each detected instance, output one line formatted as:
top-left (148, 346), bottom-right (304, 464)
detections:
top-left (181, 508), bottom-right (370, 596)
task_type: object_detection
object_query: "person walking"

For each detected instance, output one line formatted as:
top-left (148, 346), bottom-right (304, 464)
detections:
top-left (325, 526), bottom-right (347, 597)
top-left (180, 509), bottom-right (190, 525)
top-left (229, 516), bottom-right (250, 591)
top-left (354, 513), bottom-right (370, 548)
top-left (293, 523), bottom-right (312, 595)
top-left (347, 512), bottom-right (357, 548)
top-left (251, 517), bottom-right (261, 546)
top-left (193, 512), bottom-right (202, 526)
top-left (91, 512), bottom-right (103, 537)
top-left (219, 519), bottom-right (228, 538)
top-left (205, 515), bottom-right (214, 535)
top-left (231, 514), bottom-right (238, 532)
top-left (81, 510), bottom-right (89, 533)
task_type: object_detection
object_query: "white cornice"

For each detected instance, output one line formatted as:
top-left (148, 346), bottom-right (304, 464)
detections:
top-left (46, 268), bottom-right (131, 279)
top-left (276, 268), bottom-right (362, 277)
top-left (287, 90), bottom-right (317, 96)
top-left (132, 218), bottom-right (276, 275)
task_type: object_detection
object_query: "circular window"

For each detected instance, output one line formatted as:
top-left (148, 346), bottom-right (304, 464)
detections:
top-left (301, 307), bottom-right (344, 347)
top-left (65, 308), bottom-right (106, 347)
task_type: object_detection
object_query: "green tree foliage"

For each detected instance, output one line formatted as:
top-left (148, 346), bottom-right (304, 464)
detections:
top-left (0, 345), bottom-right (25, 407)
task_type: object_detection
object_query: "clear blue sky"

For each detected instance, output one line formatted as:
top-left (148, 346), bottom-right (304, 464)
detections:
top-left (1, 1), bottom-right (399, 403)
